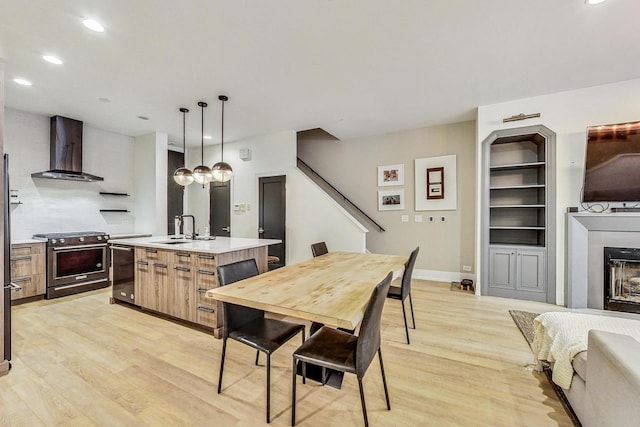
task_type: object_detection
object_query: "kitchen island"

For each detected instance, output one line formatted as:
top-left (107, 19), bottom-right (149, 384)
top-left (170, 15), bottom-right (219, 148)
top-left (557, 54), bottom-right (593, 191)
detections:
top-left (108, 236), bottom-right (281, 337)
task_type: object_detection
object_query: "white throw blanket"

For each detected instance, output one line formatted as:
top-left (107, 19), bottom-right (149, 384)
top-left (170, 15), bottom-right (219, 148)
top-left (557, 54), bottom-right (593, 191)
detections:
top-left (532, 312), bottom-right (640, 389)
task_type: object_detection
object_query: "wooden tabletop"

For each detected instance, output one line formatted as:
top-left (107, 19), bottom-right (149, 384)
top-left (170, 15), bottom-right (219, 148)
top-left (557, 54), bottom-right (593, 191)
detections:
top-left (206, 251), bottom-right (407, 330)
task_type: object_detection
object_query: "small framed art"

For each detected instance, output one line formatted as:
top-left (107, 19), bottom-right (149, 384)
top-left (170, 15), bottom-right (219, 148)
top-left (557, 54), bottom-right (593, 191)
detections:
top-left (378, 188), bottom-right (405, 211)
top-left (377, 164), bottom-right (404, 186)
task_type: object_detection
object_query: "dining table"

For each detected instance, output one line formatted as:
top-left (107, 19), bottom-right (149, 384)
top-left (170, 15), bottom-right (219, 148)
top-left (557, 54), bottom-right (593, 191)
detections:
top-left (205, 251), bottom-right (407, 331)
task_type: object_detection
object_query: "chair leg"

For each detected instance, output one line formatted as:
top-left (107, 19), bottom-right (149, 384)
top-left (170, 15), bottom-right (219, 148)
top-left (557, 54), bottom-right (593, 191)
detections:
top-left (266, 353), bottom-right (271, 423)
top-left (408, 292), bottom-right (416, 329)
top-left (217, 338), bottom-right (227, 394)
top-left (378, 348), bottom-right (391, 410)
top-left (357, 377), bottom-right (369, 427)
top-left (401, 299), bottom-right (410, 344)
top-left (256, 350), bottom-right (260, 365)
top-left (291, 357), bottom-right (297, 426)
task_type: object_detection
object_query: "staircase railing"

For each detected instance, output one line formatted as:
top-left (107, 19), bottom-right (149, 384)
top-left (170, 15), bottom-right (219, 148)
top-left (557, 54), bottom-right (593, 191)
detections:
top-left (297, 157), bottom-right (385, 232)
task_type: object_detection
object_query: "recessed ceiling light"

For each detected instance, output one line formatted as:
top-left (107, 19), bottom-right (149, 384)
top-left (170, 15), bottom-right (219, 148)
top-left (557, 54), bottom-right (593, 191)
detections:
top-left (204, 135), bottom-right (212, 140)
top-left (42, 55), bottom-right (63, 65)
top-left (137, 115), bottom-right (149, 121)
top-left (13, 78), bottom-right (32, 86)
top-left (82, 19), bottom-right (105, 32)
top-left (585, 0), bottom-right (607, 4)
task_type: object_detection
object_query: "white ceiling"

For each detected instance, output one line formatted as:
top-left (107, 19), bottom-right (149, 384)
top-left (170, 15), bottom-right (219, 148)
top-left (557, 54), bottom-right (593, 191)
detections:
top-left (2, 0), bottom-right (640, 147)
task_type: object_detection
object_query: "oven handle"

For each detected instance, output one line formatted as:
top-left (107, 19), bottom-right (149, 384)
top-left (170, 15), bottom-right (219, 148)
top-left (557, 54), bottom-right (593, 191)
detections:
top-left (111, 246), bottom-right (133, 252)
top-left (53, 243), bottom-right (108, 251)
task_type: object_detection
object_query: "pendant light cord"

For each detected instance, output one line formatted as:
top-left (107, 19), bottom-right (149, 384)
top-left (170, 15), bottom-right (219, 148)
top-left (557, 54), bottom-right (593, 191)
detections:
top-left (201, 103), bottom-right (204, 164)
top-left (221, 99), bottom-right (225, 161)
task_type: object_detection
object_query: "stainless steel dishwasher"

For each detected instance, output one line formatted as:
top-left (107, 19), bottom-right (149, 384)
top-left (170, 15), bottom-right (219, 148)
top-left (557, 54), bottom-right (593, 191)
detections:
top-left (110, 244), bottom-right (135, 303)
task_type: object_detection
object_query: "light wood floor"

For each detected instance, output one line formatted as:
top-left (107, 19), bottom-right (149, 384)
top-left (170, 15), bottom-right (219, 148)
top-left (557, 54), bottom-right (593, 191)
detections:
top-left (0, 281), bottom-right (573, 426)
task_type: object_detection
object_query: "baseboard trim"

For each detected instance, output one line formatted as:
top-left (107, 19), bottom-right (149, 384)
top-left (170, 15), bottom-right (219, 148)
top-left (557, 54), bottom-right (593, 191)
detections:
top-left (413, 268), bottom-right (475, 284)
top-left (0, 360), bottom-right (10, 377)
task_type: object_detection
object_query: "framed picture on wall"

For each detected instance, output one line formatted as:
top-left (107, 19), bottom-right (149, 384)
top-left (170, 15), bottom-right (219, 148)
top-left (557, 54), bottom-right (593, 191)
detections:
top-left (377, 164), bottom-right (404, 186)
top-left (426, 167), bottom-right (444, 200)
top-left (378, 189), bottom-right (405, 211)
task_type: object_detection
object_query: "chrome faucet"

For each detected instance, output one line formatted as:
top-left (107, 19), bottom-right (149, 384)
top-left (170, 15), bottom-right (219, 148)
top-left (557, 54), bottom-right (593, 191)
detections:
top-left (178, 214), bottom-right (196, 239)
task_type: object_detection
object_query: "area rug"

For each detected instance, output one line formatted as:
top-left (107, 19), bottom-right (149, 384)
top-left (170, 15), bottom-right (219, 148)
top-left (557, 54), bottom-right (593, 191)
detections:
top-left (508, 310), bottom-right (582, 427)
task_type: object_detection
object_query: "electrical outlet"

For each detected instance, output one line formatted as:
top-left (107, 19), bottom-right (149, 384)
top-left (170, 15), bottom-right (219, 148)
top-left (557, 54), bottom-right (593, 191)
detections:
top-left (440, 216), bottom-right (446, 222)
top-left (462, 265), bottom-right (472, 272)
top-left (428, 216), bottom-right (434, 223)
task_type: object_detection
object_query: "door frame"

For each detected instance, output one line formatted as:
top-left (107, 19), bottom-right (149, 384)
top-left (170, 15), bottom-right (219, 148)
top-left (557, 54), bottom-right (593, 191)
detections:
top-left (257, 173), bottom-right (287, 267)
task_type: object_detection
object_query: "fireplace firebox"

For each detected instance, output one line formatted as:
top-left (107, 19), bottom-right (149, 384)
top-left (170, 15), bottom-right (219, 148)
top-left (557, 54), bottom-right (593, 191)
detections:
top-left (604, 247), bottom-right (640, 314)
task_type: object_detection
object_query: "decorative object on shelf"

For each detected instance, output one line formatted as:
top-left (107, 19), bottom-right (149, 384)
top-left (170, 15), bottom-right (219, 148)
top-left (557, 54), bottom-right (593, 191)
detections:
top-left (193, 101), bottom-right (213, 186)
top-left (502, 112), bottom-right (541, 123)
top-left (426, 166), bottom-right (444, 200)
top-left (377, 163), bottom-right (404, 187)
top-left (415, 154), bottom-right (457, 211)
top-left (173, 107), bottom-right (194, 186)
top-left (378, 188), bottom-right (405, 211)
top-left (212, 95), bottom-right (233, 182)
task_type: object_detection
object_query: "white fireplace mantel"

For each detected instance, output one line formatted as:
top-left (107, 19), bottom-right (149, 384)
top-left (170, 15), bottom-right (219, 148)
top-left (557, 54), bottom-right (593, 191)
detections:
top-left (566, 212), bottom-right (640, 308)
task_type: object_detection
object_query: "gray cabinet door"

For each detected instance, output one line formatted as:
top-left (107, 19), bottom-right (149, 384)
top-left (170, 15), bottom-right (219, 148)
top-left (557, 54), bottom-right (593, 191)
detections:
top-left (488, 245), bottom-right (547, 302)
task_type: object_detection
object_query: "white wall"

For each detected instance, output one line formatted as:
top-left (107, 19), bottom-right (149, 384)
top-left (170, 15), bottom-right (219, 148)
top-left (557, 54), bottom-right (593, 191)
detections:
top-left (186, 129), bottom-right (367, 263)
top-left (5, 108), bottom-right (135, 239)
top-left (476, 77), bottom-right (640, 304)
top-left (134, 132), bottom-right (168, 235)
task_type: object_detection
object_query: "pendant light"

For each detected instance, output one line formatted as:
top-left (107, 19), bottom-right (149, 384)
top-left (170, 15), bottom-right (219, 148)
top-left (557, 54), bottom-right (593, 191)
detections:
top-left (192, 101), bottom-right (213, 185)
top-left (212, 95), bottom-right (233, 182)
top-left (173, 107), bottom-right (194, 186)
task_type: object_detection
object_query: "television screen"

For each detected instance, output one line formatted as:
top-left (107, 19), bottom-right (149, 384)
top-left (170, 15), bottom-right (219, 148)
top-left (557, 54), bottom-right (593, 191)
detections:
top-left (582, 121), bottom-right (640, 203)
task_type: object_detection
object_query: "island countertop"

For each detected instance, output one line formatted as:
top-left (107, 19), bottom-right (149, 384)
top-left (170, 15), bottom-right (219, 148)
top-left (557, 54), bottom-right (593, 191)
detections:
top-left (107, 235), bottom-right (281, 254)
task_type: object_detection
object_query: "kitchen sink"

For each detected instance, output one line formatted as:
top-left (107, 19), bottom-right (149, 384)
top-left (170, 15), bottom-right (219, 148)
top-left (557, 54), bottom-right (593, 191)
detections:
top-left (152, 240), bottom-right (192, 245)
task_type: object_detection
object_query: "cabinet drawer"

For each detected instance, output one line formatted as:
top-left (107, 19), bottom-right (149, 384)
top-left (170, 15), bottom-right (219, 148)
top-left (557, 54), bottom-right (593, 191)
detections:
top-left (195, 267), bottom-right (218, 296)
top-left (12, 243), bottom-right (44, 256)
top-left (195, 252), bottom-right (217, 269)
top-left (195, 303), bottom-right (220, 328)
top-left (173, 250), bottom-right (195, 266)
top-left (10, 274), bottom-right (45, 300)
top-left (136, 247), bottom-right (170, 263)
top-left (10, 253), bottom-right (44, 278)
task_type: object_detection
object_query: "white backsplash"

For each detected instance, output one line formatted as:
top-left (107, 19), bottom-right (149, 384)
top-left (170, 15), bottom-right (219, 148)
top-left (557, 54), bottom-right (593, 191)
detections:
top-left (5, 108), bottom-right (136, 240)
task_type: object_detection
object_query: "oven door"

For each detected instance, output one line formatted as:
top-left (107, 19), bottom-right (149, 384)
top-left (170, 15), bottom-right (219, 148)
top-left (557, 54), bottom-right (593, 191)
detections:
top-left (49, 243), bottom-right (109, 290)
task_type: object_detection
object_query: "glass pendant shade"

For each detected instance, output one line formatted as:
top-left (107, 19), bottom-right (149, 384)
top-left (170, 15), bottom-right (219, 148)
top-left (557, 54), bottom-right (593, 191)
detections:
top-left (173, 167), bottom-right (194, 186)
top-left (213, 94), bottom-right (233, 182)
top-left (173, 107), bottom-right (193, 186)
top-left (193, 165), bottom-right (213, 185)
top-left (212, 161), bottom-right (233, 182)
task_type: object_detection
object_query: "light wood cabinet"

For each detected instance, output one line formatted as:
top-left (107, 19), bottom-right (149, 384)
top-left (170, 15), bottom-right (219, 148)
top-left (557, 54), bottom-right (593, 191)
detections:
top-left (168, 263), bottom-right (196, 322)
top-left (10, 242), bottom-right (45, 301)
top-left (134, 247), bottom-right (170, 311)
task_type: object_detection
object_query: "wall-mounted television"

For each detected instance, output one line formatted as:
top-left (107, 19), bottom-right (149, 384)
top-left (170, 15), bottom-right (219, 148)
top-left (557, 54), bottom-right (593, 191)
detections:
top-left (582, 121), bottom-right (640, 203)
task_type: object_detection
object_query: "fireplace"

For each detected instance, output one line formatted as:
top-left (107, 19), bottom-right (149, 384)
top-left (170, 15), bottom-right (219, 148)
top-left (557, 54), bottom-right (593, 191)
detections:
top-left (604, 247), bottom-right (640, 314)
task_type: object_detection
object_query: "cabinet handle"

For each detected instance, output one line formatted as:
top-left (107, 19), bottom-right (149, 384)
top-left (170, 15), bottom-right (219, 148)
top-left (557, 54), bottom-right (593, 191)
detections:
top-left (197, 287), bottom-right (209, 293)
top-left (11, 255), bottom-right (32, 261)
top-left (197, 305), bottom-right (215, 313)
top-left (145, 248), bottom-right (158, 253)
top-left (154, 262), bottom-right (168, 268)
top-left (197, 269), bottom-right (215, 276)
top-left (198, 254), bottom-right (215, 260)
top-left (174, 266), bottom-right (191, 272)
top-left (176, 252), bottom-right (191, 258)
top-left (136, 260), bottom-right (149, 266)
top-left (12, 277), bottom-right (31, 283)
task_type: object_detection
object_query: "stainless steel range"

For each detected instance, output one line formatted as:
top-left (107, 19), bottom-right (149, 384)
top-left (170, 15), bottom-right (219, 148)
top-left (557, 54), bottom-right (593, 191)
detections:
top-left (32, 231), bottom-right (111, 299)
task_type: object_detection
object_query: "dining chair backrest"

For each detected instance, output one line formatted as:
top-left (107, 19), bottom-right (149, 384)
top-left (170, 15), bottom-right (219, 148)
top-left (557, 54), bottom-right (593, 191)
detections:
top-left (217, 259), bottom-right (263, 335)
top-left (311, 242), bottom-right (328, 257)
top-left (400, 247), bottom-right (419, 300)
top-left (355, 271), bottom-right (392, 377)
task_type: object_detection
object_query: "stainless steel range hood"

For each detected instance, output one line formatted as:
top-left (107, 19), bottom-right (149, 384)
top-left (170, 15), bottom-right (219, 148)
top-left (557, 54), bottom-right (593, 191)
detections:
top-left (31, 116), bottom-right (104, 182)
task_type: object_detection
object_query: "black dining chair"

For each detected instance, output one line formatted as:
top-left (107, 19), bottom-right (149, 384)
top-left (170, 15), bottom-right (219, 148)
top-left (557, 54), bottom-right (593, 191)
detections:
top-left (216, 259), bottom-right (306, 424)
top-left (291, 271), bottom-right (393, 427)
top-left (386, 246), bottom-right (419, 344)
top-left (310, 241), bottom-right (328, 257)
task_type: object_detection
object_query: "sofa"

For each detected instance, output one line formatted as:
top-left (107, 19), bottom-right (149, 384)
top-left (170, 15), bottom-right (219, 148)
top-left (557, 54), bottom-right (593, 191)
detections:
top-left (561, 330), bottom-right (640, 427)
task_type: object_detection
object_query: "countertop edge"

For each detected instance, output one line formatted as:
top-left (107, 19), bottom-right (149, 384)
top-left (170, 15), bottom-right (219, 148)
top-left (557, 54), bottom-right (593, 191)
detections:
top-left (107, 235), bottom-right (281, 254)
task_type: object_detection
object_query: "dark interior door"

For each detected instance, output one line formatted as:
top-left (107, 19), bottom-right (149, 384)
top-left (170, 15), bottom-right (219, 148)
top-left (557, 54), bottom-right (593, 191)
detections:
top-left (210, 180), bottom-right (230, 237)
top-left (259, 175), bottom-right (286, 270)
top-left (167, 150), bottom-right (184, 234)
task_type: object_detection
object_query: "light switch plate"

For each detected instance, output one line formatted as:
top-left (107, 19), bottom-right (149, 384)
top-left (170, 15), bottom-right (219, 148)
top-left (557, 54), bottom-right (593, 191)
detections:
top-left (414, 215), bottom-right (423, 223)
top-left (428, 216), bottom-right (434, 223)
top-left (401, 215), bottom-right (409, 222)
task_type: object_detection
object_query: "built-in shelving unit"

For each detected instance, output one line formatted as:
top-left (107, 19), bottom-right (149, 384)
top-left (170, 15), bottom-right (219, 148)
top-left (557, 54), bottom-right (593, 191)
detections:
top-left (99, 191), bottom-right (131, 213)
top-left (481, 125), bottom-right (556, 304)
